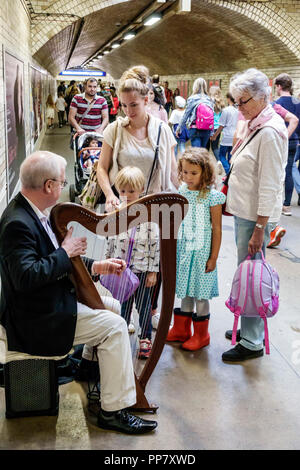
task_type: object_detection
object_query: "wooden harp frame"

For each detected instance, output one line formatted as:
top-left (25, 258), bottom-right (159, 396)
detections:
top-left (50, 192), bottom-right (188, 412)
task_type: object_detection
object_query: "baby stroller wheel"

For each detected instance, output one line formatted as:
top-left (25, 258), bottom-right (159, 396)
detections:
top-left (69, 183), bottom-right (76, 202)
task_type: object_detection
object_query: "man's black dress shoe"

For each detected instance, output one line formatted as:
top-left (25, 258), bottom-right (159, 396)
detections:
top-left (222, 343), bottom-right (264, 362)
top-left (97, 409), bottom-right (157, 434)
top-left (225, 329), bottom-right (241, 342)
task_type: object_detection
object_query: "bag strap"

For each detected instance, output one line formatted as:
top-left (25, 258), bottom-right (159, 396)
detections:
top-left (77, 98), bottom-right (96, 125)
top-left (145, 122), bottom-right (163, 195)
top-left (225, 128), bottom-right (263, 186)
top-left (231, 261), bottom-right (251, 346)
top-left (126, 227), bottom-right (137, 266)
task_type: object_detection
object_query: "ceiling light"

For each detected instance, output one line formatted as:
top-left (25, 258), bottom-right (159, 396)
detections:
top-left (103, 50), bottom-right (110, 55)
top-left (97, 54), bottom-right (103, 59)
top-left (143, 12), bottom-right (162, 26)
top-left (124, 31), bottom-right (136, 40)
top-left (111, 42), bottom-right (121, 49)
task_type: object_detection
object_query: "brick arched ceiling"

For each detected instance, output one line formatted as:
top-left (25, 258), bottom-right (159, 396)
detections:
top-left (32, 0), bottom-right (300, 79)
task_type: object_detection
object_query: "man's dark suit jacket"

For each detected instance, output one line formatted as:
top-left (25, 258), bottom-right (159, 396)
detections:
top-left (0, 192), bottom-right (77, 356)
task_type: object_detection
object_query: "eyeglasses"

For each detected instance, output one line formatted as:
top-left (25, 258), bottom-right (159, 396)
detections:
top-left (237, 96), bottom-right (253, 107)
top-left (44, 179), bottom-right (68, 188)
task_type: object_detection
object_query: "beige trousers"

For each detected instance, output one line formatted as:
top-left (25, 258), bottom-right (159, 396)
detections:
top-left (73, 299), bottom-right (136, 412)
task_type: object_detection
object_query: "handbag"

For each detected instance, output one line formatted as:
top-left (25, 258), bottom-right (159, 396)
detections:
top-left (100, 228), bottom-right (140, 303)
top-left (78, 161), bottom-right (102, 209)
top-left (221, 129), bottom-right (263, 216)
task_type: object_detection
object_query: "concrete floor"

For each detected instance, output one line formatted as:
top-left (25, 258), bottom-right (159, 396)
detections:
top-left (0, 125), bottom-right (300, 450)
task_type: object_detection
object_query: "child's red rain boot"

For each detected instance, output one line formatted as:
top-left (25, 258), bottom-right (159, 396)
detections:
top-left (181, 314), bottom-right (210, 351)
top-left (166, 308), bottom-right (192, 342)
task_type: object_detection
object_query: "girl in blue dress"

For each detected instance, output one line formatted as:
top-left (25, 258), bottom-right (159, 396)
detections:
top-left (167, 147), bottom-right (226, 350)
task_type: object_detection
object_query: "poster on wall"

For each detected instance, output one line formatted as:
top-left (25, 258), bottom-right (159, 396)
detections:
top-left (30, 66), bottom-right (43, 149)
top-left (4, 49), bottom-right (26, 201)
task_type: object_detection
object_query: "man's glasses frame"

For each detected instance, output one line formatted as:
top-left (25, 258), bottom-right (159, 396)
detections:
top-left (44, 179), bottom-right (68, 188)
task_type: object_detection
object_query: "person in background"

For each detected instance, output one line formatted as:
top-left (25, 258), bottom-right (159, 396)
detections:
top-left (176, 77), bottom-right (214, 148)
top-left (46, 94), bottom-right (56, 129)
top-left (152, 74), bottom-right (166, 106)
top-left (172, 88), bottom-right (181, 109)
top-left (147, 84), bottom-right (168, 123)
top-left (210, 93), bottom-right (238, 174)
top-left (109, 87), bottom-right (120, 123)
top-left (169, 96), bottom-right (189, 157)
top-left (274, 73), bottom-right (300, 216)
top-left (207, 86), bottom-right (225, 161)
top-left (164, 81), bottom-right (173, 116)
top-left (55, 92), bottom-right (67, 128)
top-left (57, 81), bottom-right (66, 97)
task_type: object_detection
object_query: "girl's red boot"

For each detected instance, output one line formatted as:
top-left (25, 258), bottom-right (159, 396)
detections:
top-left (181, 315), bottom-right (210, 351)
top-left (166, 308), bottom-right (192, 342)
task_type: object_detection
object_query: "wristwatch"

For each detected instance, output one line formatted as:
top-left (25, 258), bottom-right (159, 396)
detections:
top-left (255, 223), bottom-right (264, 230)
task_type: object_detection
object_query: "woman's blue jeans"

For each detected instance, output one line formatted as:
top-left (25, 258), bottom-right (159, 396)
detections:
top-left (189, 128), bottom-right (210, 148)
top-left (284, 139), bottom-right (298, 206)
top-left (121, 272), bottom-right (152, 340)
top-left (233, 216), bottom-right (276, 351)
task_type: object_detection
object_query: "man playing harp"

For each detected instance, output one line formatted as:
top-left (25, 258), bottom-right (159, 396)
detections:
top-left (0, 151), bottom-right (157, 434)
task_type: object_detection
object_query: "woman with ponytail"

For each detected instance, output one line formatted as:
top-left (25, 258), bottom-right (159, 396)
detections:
top-left (97, 65), bottom-right (179, 211)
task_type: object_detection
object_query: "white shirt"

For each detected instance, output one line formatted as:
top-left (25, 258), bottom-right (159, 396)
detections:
top-left (219, 105), bottom-right (239, 146)
top-left (22, 195), bottom-right (59, 249)
top-left (226, 116), bottom-right (288, 222)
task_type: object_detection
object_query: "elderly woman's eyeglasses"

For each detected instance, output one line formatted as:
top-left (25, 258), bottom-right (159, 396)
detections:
top-left (44, 179), bottom-right (68, 188)
top-left (237, 96), bottom-right (253, 107)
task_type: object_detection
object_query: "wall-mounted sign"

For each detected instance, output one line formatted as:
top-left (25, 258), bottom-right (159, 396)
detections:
top-left (59, 70), bottom-right (106, 77)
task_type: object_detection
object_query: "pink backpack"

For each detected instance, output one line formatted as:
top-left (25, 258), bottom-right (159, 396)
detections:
top-left (225, 251), bottom-right (279, 354)
top-left (195, 103), bottom-right (214, 130)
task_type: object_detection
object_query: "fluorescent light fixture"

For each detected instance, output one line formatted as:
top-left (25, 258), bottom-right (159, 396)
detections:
top-left (143, 12), bottom-right (162, 26)
top-left (103, 50), bottom-right (110, 55)
top-left (111, 42), bottom-right (120, 49)
top-left (124, 31), bottom-right (136, 40)
top-left (97, 54), bottom-right (103, 59)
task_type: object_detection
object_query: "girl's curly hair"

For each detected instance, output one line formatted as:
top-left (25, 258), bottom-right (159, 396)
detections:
top-left (178, 147), bottom-right (217, 199)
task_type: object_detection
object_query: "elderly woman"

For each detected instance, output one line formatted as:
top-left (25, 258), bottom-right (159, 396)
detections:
top-left (176, 77), bottom-right (214, 148)
top-left (97, 65), bottom-right (178, 212)
top-left (222, 68), bottom-right (288, 362)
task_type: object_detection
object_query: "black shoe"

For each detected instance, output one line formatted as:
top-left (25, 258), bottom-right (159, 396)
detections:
top-left (298, 194), bottom-right (300, 206)
top-left (97, 409), bottom-right (157, 434)
top-left (222, 343), bottom-right (264, 362)
top-left (225, 329), bottom-right (241, 342)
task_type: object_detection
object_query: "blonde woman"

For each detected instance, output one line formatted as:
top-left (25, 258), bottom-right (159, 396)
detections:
top-left (176, 77), bottom-right (214, 148)
top-left (97, 65), bottom-right (179, 212)
top-left (207, 86), bottom-right (225, 159)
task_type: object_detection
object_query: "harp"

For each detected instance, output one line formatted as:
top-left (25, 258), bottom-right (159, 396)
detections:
top-left (50, 192), bottom-right (187, 411)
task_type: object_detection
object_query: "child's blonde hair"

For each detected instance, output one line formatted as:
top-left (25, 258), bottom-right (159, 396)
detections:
top-left (178, 147), bottom-right (217, 198)
top-left (115, 166), bottom-right (145, 193)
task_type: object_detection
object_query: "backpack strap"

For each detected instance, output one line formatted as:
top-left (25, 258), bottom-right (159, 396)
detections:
top-left (251, 254), bottom-right (271, 354)
top-left (231, 261), bottom-right (251, 345)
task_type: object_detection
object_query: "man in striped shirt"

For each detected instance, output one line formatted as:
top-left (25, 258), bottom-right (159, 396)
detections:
top-left (68, 77), bottom-right (109, 136)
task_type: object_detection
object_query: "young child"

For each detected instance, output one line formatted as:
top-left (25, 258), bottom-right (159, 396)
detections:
top-left (167, 147), bottom-right (225, 351)
top-left (81, 136), bottom-right (101, 174)
top-left (55, 92), bottom-right (67, 128)
top-left (46, 94), bottom-right (56, 129)
top-left (169, 96), bottom-right (189, 157)
top-left (105, 166), bottom-right (160, 359)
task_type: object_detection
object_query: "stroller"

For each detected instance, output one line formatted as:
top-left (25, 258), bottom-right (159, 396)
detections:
top-left (69, 131), bottom-right (103, 202)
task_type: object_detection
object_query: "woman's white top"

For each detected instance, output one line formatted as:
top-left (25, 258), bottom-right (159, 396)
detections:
top-left (226, 113), bottom-right (288, 223)
top-left (103, 114), bottom-right (177, 193)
